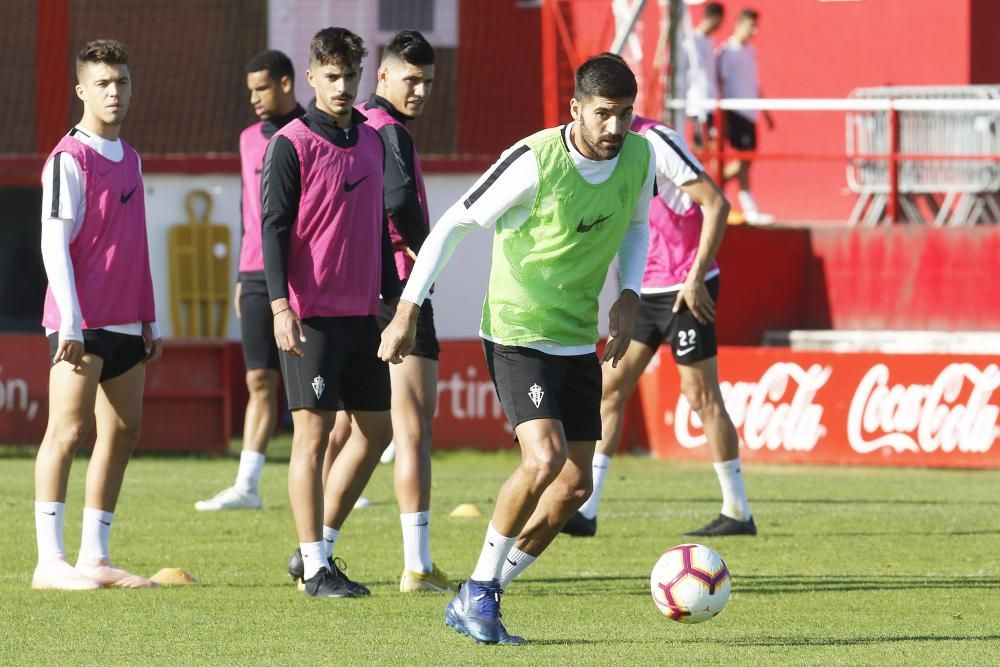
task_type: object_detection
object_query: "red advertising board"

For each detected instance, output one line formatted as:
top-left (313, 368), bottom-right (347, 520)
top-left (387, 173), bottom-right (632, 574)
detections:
top-left (0, 335), bottom-right (229, 453)
top-left (636, 347), bottom-right (1000, 469)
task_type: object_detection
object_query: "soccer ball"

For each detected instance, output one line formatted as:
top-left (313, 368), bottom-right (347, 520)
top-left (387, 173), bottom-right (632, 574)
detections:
top-left (650, 543), bottom-right (731, 623)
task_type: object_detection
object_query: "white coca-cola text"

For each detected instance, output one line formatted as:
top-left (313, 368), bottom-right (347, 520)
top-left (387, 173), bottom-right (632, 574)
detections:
top-left (847, 363), bottom-right (1000, 454)
top-left (675, 363), bottom-right (831, 452)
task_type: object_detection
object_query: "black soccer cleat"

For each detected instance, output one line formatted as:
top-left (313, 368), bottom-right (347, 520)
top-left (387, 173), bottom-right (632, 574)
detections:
top-left (331, 557), bottom-right (370, 597)
top-left (288, 547), bottom-right (305, 585)
top-left (288, 548), bottom-right (370, 596)
top-left (684, 513), bottom-right (757, 537)
top-left (560, 511), bottom-right (597, 537)
top-left (303, 567), bottom-right (358, 598)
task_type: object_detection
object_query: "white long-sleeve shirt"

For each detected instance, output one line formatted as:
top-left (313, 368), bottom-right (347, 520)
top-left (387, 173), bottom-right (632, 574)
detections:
top-left (401, 122), bottom-right (655, 355)
top-left (40, 126), bottom-right (159, 342)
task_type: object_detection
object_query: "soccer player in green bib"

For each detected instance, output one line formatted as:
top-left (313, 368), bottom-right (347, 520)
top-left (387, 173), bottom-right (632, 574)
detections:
top-left (379, 55), bottom-right (655, 645)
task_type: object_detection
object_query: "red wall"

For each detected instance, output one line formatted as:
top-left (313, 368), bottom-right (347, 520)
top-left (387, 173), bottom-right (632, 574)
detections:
top-left (715, 223), bottom-right (1000, 344)
top-left (692, 0), bottom-right (976, 222)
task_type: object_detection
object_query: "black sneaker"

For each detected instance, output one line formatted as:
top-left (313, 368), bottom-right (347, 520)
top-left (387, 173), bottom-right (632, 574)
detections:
top-left (684, 513), bottom-right (757, 537)
top-left (288, 547), bottom-right (305, 585)
top-left (303, 567), bottom-right (357, 598)
top-left (560, 511), bottom-right (597, 537)
top-left (331, 557), bottom-right (370, 597)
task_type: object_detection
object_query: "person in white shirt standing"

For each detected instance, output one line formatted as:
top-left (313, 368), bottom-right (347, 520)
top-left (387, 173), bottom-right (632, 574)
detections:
top-left (683, 2), bottom-right (724, 150)
top-left (717, 8), bottom-right (775, 224)
top-left (33, 39), bottom-right (161, 590)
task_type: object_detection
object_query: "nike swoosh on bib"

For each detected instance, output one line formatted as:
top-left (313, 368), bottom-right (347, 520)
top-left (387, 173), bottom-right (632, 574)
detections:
top-left (120, 186), bottom-right (138, 204)
top-left (344, 175), bottom-right (368, 192)
top-left (576, 213), bottom-right (613, 233)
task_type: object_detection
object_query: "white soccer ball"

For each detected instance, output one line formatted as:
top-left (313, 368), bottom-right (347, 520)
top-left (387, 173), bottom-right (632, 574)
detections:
top-left (650, 543), bottom-right (731, 623)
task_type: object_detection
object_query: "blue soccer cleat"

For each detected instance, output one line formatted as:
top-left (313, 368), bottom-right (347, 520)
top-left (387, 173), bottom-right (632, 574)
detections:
top-left (444, 579), bottom-right (504, 644)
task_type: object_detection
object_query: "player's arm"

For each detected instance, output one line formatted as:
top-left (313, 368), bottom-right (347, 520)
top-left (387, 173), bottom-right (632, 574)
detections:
top-left (260, 135), bottom-right (306, 357)
top-left (380, 212), bottom-right (403, 306)
top-left (649, 125), bottom-right (729, 324)
top-left (135, 155), bottom-right (163, 364)
top-left (379, 145), bottom-right (539, 363)
top-left (39, 153), bottom-right (85, 368)
top-left (603, 140), bottom-right (654, 368)
top-left (379, 124), bottom-right (427, 253)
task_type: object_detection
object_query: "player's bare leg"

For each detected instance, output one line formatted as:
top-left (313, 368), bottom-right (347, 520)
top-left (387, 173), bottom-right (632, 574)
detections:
top-left (196, 368), bottom-right (278, 511)
top-left (321, 410), bottom-right (392, 530)
top-left (502, 440), bottom-right (595, 574)
top-left (447, 419), bottom-right (570, 644)
top-left (563, 340), bottom-right (655, 537)
top-left (678, 357), bottom-right (755, 536)
top-left (322, 410), bottom-right (370, 508)
top-left (313, 410), bottom-right (392, 596)
top-left (391, 356), bottom-right (450, 591)
top-left (76, 362), bottom-right (157, 588)
top-left (32, 354), bottom-right (103, 590)
top-left (288, 408), bottom-right (336, 565)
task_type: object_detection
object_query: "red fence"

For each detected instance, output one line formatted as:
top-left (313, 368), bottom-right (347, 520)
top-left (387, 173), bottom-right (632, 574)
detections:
top-left (0, 336), bottom-right (230, 453)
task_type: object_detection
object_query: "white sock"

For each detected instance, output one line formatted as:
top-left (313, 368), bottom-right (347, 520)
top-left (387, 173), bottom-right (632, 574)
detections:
top-left (738, 190), bottom-right (758, 215)
top-left (234, 450), bottom-right (265, 494)
top-left (300, 541), bottom-right (328, 580)
top-left (322, 525), bottom-right (339, 562)
top-left (714, 458), bottom-right (751, 521)
top-left (35, 501), bottom-right (66, 561)
top-left (469, 522), bottom-right (517, 582)
top-left (79, 507), bottom-right (114, 561)
top-left (577, 453), bottom-right (612, 520)
top-left (499, 546), bottom-right (537, 589)
top-left (400, 511), bottom-right (432, 574)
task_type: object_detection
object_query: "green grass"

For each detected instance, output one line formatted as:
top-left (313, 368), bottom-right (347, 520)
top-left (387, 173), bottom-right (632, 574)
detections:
top-left (1, 440), bottom-right (999, 665)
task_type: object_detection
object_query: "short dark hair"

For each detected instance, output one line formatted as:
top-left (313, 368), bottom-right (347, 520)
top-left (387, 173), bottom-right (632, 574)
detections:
top-left (76, 39), bottom-right (128, 79)
top-left (382, 30), bottom-right (435, 66)
top-left (706, 2), bottom-right (725, 18)
top-left (310, 27), bottom-right (367, 68)
top-left (246, 49), bottom-right (295, 84)
top-left (574, 55), bottom-right (637, 101)
top-left (738, 8), bottom-right (759, 22)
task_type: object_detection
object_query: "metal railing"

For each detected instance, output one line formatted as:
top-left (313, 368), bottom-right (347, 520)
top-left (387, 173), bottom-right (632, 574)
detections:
top-left (668, 94), bottom-right (1000, 225)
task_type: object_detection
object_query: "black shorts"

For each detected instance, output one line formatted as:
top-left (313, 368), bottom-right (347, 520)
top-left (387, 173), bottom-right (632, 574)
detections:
top-left (376, 298), bottom-right (440, 361)
top-left (239, 272), bottom-right (280, 371)
top-left (725, 111), bottom-right (757, 151)
top-left (633, 276), bottom-right (720, 365)
top-left (483, 339), bottom-right (602, 442)
top-left (279, 315), bottom-right (390, 412)
top-left (48, 329), bottom-right (146, 382)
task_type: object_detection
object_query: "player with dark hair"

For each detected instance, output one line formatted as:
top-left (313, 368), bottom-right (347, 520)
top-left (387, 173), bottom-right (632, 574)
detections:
top-left (261, 27), bottom-right (400, 599)
top-left (353, 29), bottom-right (451, 592)
top-left (196, 49), bottom-right (304, 512)
top-left (33, 39), bottom-right (161, 590)
top-left (380, 54), bottom-right (656, 643)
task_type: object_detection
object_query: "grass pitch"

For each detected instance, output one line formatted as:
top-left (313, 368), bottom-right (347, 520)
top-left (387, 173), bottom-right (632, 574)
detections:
top-left (1, 441), bottom-right (999, 665)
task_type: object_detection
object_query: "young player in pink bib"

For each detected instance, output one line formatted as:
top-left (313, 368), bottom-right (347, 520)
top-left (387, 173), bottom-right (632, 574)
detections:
top-left (195, 50), bottom-right (304, 513)
top-left (261, 28), bottom-right (401, 599)
top-left (562, 110), bottom-right (756, 539)
top-left (33, 39), bottom-right (161, 591)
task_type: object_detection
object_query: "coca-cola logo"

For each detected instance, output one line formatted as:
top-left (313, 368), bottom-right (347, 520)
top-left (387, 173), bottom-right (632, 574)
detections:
top-left (848, 363), bottom-right (1000, 454)
top-left (675, 363), bottom-right (831, 452)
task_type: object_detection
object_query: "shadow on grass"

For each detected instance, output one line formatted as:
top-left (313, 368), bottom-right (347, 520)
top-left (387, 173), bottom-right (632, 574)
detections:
top-left (720, 634), bottom-right (1000, 648)
top-left (615, 496), bottom-right (1000, 507)
top-left (516, 574), bottom-right (1000, 596)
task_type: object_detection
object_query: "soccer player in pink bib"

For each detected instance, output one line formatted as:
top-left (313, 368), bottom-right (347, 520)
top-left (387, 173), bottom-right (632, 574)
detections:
top-left (195, 50), bottom-right (304, 512)
top-left (33, 39), bottom-right (161, 590)
top-left (561, 111), bottom-right (757, 539)
top-left (261, 27), bottom-right (400, 598)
